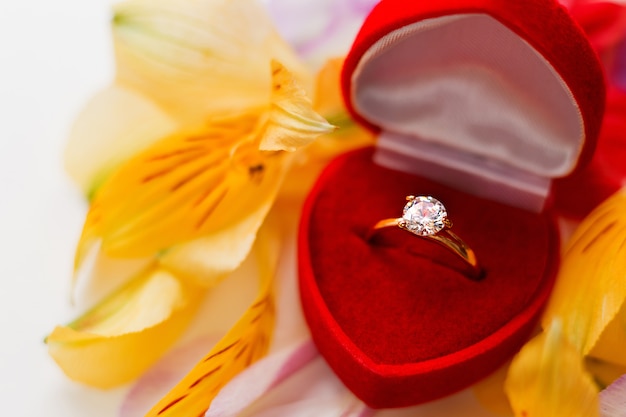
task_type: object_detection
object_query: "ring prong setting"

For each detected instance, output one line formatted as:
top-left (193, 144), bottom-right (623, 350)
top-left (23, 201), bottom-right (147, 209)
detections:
top-left (370, 195), bottom-right (480, 277)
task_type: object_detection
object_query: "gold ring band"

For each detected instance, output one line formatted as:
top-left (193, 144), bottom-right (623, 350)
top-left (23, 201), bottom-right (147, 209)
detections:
top-left (368, 196), bottom-right (482, 279)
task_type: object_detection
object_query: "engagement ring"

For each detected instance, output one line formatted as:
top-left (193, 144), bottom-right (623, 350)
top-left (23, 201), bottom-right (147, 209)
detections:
top-left (368, 196), bottom-right (482, 279)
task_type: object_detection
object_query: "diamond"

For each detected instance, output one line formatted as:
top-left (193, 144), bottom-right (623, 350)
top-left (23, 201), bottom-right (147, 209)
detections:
top-left (401, 196), bottom-right (447, 236)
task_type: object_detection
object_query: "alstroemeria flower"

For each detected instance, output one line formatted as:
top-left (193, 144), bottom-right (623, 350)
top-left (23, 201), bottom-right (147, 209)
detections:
top-left (74, 60), bottom-right (332, 277)
top-left (112, 0), bottom-right (311, 125)
top-left (144, 219), bottom-right (282, 416)
top-left (47, 265), bottom-right (205, 388)
top-left (48, 0), bottom-right (333, 396)
top-left (473, 190), bottom-right (626, 417)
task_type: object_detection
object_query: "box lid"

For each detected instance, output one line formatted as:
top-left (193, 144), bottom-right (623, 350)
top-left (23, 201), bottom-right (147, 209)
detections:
top-left (341, 0), bottom-right (606, 209)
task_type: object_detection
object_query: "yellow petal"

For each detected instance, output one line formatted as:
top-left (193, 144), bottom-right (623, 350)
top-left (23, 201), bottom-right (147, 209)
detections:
top-left (313, 58), bottom-right (347, 118)
top-left (259, 61), bottom-right (335, 152)
top-left (504, 321), bottom-right (600, 417)
top-left (64, 85), bottom-right (177, 198)
top-left (75, 113), bottom-right (289, 265)
top-left (71, 241), bottom-right (152, 309)
top-left (112, 0), bottom-right (309, 124)
top-left (47, 267), bottom-right (205, 388)
top-left (159, 199), bottom-right (274, 287)
top-left (542, 190), bottom-right (626, 354)
top-left (277, 58), bottom-right (375, 201)
top-left (311, 57), bottom-right (373, 143)
top-left (586, 357), bottom-right (626, 389)
top-left (588, 301), bottom-right (626, 368)
top-left (145, 222), bottom-right (279, 416)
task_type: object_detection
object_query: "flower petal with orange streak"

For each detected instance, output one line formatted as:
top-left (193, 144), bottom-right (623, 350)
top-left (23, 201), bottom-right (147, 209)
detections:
top-left (47, 267), bottom-right (205, 388)
top-left (145, 221), bottom-right (280, 417)
top-left (542, 190), bottom-right (626, 355)
top-left (75, 62), bottom-right (331, 267)
top-left (64, 85), bottom-right (177, 198)
top-left (74, 113), bottom-right (286, 264)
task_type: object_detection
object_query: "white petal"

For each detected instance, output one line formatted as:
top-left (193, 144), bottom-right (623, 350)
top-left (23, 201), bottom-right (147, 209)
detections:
top-left (206, 340), bottom-right (317, 417)
top-left (234, 356), bottom-right (372, 417)
top-left (601, 374), bottom-right (626, 417)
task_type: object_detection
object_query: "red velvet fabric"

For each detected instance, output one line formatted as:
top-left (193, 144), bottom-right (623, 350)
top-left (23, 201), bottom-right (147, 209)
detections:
top-left (550, 2), bottom-right (626, 218)
top-left (299, 147), bottom-right (559, 408)
top-left (553, 88), bottom-right (626, 218)
top-left (341, 0), bottom-right (605, 175)
top-left (569, 1), bottom-right (626, 57)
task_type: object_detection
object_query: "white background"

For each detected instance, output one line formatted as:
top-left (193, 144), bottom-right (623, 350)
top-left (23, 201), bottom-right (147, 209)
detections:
top-left (0, 1), bottom-right (129, 415)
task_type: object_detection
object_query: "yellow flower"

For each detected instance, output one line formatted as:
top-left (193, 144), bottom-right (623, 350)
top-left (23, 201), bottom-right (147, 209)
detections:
top-left (475, 190), bottom-right (626, 416)
top-left (112, 0), bottom-right (311, 125)
top-left (47, 266), bottom-right (205, 388)
top-left (74, 61), bottom-right (332, 274)
top-left (48, 0), bottom-right (334, 395)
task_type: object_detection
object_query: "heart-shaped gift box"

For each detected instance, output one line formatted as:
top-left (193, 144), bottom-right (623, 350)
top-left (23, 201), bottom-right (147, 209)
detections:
top-left (298, 0), bottom-right (605, 409)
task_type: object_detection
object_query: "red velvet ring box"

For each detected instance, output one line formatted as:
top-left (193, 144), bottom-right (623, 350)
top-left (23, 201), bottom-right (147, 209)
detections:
top-left (298, 0), bottom-right (606, 409)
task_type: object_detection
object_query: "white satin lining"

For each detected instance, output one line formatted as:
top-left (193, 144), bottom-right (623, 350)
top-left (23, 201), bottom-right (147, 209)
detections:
top-left (352, 14), bottom-right (584, 179)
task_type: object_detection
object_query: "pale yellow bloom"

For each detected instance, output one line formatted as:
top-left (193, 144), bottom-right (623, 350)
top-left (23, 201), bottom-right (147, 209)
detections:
top-left (112, 0), bottom-right (310, 125)
top-left (48, 0), bottom-right (333, 391)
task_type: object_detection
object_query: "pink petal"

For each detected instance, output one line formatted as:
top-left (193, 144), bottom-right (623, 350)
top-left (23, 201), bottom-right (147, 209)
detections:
top-left (270, 238), bottom-right (311, 350)
top-left (214, 354), bottom-right (373, 417)
top-left (206, 339), bottom-right (318, 417)
top-left (119, 335), bottom-right (220, 417)
top-left (600, 374), bottom-right (626, 417)
top-left (266, 0), bottom-right (378, 64)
